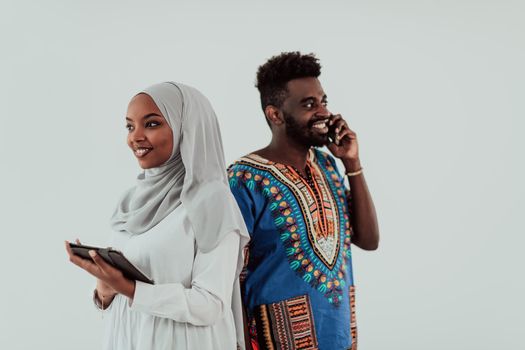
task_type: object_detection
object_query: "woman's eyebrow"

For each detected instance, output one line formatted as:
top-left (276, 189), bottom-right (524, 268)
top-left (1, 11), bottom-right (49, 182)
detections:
top-left (125, 113), bottom-right (162, 121)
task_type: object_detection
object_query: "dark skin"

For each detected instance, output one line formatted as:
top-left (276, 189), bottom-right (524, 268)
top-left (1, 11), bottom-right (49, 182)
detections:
top-left (64, 94), bottom-right (175, 307)
top-left (255, 77), bottom-right (379, 250)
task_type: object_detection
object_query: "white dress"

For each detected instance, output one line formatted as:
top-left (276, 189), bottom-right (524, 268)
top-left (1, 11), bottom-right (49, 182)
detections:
top-left (100, 203), bottom-right (241, 350)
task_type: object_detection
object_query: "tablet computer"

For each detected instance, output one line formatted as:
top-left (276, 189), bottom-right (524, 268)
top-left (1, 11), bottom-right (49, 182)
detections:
top-left (69, 243), bottom-right (154, 284)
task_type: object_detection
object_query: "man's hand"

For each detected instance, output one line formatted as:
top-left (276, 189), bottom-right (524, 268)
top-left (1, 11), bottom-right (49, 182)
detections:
top-left (327, 114), bottom-right (360, 170)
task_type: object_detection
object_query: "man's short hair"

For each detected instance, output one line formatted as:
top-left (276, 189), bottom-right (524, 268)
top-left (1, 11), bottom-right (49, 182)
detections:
top-left (255, 51), bottom-right (321, 111)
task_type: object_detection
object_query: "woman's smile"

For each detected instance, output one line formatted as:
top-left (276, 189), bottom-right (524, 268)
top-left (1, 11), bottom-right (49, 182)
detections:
top-left (133, 147), bottom-right (153, 158)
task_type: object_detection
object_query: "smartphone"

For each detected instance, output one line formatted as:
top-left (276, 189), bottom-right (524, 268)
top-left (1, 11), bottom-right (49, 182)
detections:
top-left (328, 117), bottom-right (337, 144)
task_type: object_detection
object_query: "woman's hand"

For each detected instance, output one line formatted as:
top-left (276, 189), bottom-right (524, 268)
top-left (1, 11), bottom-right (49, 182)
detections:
top-left (65, 240), bottom-right (136, 300)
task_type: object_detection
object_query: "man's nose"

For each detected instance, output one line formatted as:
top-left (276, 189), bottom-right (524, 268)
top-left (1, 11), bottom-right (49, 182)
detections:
top-left (317, 104), bottom-right (331, 117)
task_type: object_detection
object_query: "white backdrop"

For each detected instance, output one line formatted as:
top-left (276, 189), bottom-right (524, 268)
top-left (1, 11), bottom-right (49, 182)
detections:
top-left (1, 1), bottom-right (523, 349)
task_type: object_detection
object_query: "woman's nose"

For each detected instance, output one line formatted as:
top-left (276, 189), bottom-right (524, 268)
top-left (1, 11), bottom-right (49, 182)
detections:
top-left (130, 127), bottom-right (146, 142)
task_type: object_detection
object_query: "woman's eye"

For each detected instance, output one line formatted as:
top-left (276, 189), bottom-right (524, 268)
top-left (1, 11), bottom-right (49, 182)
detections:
top-left (125, 124), bottom-right (134, 132)
top-left (322, 101), bottom-right (328, 107)
top-left (305, 103), bottom-right (314, 109)
top-left (145, 121), bottom-right (160, 128)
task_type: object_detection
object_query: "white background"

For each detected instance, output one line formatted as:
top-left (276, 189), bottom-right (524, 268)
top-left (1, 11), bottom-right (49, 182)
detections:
top-left (1, 0), bottom-right (523, 349)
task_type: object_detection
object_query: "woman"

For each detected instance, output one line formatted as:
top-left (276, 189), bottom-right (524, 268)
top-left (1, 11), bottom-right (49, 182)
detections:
top-left (65, 82), bottom-right (250, 349)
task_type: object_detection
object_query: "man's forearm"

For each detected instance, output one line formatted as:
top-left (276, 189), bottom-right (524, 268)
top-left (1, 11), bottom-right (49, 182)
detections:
top-left (343, 159), bottom-right (380, 250)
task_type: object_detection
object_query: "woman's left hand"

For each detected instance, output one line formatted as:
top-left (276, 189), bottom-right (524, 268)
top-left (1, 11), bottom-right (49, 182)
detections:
top-left (65, 241), bottom-right (136, 299)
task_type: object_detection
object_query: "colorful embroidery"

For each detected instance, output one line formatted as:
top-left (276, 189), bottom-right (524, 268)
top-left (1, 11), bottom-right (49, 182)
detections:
top-left (229, 149), bottom-right (352, 305)
top-left (349, 286), bottom-right (358, 350)
top-left (253, 295), bottom-right (318, 350)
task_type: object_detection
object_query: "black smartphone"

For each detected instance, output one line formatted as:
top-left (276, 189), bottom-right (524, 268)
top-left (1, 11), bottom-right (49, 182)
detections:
top-left (327, 117), bottom-right (337, 144)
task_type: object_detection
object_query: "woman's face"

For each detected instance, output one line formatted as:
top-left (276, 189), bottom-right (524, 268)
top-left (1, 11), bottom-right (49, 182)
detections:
top-left (126, 93), bottom-right (174, 169)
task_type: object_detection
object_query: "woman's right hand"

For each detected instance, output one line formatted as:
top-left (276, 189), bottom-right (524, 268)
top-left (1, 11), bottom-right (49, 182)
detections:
top-left (67, 239), bottom-right (118, 307)
top-left (66, 238), bottom-right (136, 305)
top-left (70, 238), bottom-right (117, 300)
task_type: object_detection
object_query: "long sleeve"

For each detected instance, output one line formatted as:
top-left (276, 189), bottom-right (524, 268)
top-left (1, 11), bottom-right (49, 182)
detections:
top-left (129, 231), bottom-right (240, 326)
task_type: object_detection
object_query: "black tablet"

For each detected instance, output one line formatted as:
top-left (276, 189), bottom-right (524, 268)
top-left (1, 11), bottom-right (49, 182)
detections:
top-left (69, 243), bottom-right (154, 284)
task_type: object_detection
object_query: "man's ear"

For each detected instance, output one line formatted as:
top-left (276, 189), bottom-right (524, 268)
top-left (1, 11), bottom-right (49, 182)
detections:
top-left (265, 105), bottom-right (284, 127)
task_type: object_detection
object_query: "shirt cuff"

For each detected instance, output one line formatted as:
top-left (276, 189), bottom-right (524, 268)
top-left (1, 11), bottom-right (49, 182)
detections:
top-left (92, 289), bottom-right (115, 312)
top-left (129, 280), bottom-right (186, 314)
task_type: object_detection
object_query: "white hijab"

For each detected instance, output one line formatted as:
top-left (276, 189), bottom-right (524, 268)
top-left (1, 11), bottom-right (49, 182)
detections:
top-left (110, 82), bottom-right (249, 348)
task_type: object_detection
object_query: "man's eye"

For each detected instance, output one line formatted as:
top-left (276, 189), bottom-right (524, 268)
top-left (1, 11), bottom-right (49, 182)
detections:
top-left (322, 101), bottom-right (328, 107)
top-left (305, 103), bottom-right (314, 109)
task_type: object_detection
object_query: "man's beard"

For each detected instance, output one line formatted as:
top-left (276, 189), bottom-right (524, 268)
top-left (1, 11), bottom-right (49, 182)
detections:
top-left (283, 111), bottom-right (329, 147)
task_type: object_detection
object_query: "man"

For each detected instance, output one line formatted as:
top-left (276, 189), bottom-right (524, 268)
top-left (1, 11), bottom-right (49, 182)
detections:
top-left (228, 52), bottom-right (379, 350)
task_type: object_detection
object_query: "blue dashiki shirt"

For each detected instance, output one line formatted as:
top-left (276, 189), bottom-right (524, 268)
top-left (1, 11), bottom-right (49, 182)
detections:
top-left (228, 148), bottom-right (358, 350)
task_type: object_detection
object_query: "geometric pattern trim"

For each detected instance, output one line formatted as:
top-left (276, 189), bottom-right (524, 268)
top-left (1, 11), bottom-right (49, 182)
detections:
top-left (253, 294), bottom-right (319, 350)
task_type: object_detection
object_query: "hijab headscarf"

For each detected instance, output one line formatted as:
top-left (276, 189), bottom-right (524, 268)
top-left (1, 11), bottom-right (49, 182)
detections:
top-left (110, 82), bottom-right (250, 349)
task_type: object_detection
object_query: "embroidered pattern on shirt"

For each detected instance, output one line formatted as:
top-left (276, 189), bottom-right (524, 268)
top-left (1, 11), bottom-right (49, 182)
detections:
top-left (229, 150), bottom-right (353, 305)
top-left (253, 294), bottom-right (319, 350)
